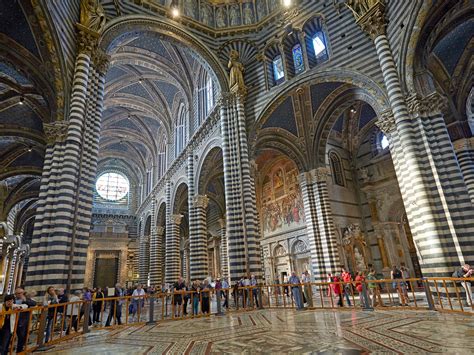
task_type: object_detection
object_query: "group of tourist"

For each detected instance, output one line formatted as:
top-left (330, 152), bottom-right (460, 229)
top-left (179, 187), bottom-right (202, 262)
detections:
top-left (1, 264), bottom-right (473, 354)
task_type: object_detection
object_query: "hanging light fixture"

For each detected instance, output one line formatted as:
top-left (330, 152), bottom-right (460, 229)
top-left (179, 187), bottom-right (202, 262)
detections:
top-left (19, 96), bottom-right (25, 105)
top-left (171, 0), bottom-right (180, 18)
top-left (282, 0), bottom-right (292, 8)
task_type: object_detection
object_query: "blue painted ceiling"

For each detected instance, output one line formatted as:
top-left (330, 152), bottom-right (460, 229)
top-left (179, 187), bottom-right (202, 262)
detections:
top-left (433, 20), bottom-right (474, 76)
top-left (263, 96), bottom-right (298, 136)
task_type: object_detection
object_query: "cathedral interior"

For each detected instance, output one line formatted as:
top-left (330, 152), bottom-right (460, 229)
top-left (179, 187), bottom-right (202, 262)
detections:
top-left (0, 0), bottom-right (473, 352)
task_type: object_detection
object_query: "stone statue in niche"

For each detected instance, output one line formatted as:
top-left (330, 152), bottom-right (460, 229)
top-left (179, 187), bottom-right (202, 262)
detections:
top-left (228, 50), bottom-right (247, 95)
top-left (229, 5), bottom-right (240, 26)
top-left (184, 0), bottom-right (196, 18)
top-left (201, 4), bottom-right (210, 26)
top-left (216, 6), bottom-right (226, 27)
top-left (80, 0), bottom-right (106, 34)
top-left (344, 0), bottom-right (380, 20)
top-left (243, 3), bottom-right (253, 25)
top-left (256, 0), bottom-right (267, 20)
top-left (354, 246), bottom-right (366, 271)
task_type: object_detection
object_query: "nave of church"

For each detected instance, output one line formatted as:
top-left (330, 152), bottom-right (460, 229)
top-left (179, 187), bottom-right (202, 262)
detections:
top-left (0, 0), bottom-right (473, 353)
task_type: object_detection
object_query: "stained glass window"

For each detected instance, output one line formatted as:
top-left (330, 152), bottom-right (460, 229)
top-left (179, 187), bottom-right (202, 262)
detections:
top-left (292, 44), bottom-right (304, 74)
top-left (312, 32), bottom-right (327, 57)
top-left (381, 134), bottom-right (389, 149)
top-left (96, 172), bottom-right (130, 201)
top-left (273, 55), bottom-right (284, 82)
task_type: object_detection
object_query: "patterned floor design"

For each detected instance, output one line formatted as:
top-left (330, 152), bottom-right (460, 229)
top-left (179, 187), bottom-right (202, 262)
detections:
top-left (46, 308), bottom-right (474, 354)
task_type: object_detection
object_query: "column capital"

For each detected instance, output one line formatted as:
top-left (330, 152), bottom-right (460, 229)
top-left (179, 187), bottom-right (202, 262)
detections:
top-left (44, 121), bottom-right (68, 144)
top-left (406, 92), bottom-right (448, 117)
top-left (156, 226), bottom-right (165, 236)
top-left (170, 214), bottom-right (183, 225)
top-left (193, 194), bottom-right (209, 209)
top-left (92, 48), bottom-right (110, 75)
top-left (346, 1), bottom-right (387, 40)
top-left (311, 167), bottom-right (330, 183)
top-left (218, 218), bottom-right (226, 229)
top-left (375, 110), bottom-right (396, 135)
top-left (76, 26), bottom-right (100, 56)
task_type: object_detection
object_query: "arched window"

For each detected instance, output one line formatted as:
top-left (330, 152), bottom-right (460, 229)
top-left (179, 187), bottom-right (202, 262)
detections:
top-left (303, 17), bottom-right (330, 68)
top-left (157, 133), bottom-right (167, 179)
top-left (197, 71), bottom-right (215, 125)
top-left (329, 152), bottom-right (344, 187)
top-left (312, 32), bottom-right (327, 59)
top-left (292, 44), bottom-right (305, 74)
top-left (175, 104), bottom-right (187, 157)
top-left (272, 55), bottom-right (285, 84)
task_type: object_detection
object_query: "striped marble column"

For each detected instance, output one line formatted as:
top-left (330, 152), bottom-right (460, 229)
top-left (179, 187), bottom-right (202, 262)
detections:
top-left (183, 248), bottom-right (189, 282)
top-left (165, 214), bottom-right (182, 283)
top-left (190, 195), bottom-right (209, 281)
top-left (218, 218), bottom-right (229, 280)
top-left (356, 2), bottom-right (474, 277)
top-left (149, 198), bottom-right (162, 286)
top-left (26, 49), bottom-right (92, 291)
top-left (220, 93), bottom-right (262, 283)
top-left (300, 167), bottom-right (340, 282)
top-left (138, 220), bottom-right (149, 285)
top-left (453, 138), bottom-right (474, 204)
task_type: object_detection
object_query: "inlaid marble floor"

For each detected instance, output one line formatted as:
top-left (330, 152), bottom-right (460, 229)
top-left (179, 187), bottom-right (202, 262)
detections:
top-left (46, 308), bottom-right (474, 354)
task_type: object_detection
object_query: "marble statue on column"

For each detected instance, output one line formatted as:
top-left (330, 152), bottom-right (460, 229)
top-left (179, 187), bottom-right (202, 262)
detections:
top-left (344, 0), bottom-right (380, 19)
top-left (228, 50), bottom-right (247, 96)
top-left (80, 0), bottom-right (106, 34)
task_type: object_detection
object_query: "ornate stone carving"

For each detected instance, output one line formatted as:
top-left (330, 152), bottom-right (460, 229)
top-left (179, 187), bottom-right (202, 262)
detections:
top-left (312, 167), bottom-right (330, 183)
top-left (80, 0), bottom-right (106, 34)
top-left (346, 1), bottom-right (387, 40)
top-left (375, 110), bottom-right (396, 135)
top-left (156, 226), bottom-right (165, 236)
top-left (293, 240), bottom-right (308, 254)
top-left (44, 121), bottom-right (69, 144)
top-left (228, 50), bottom-right (247, 97)
top-left (406, 92), bottom-right (448, 117)
top-left (93, 49), bottom-right (111, 75)
top-left (170, 214), bottom-right (183, 225)
top-left (77, 0), bottom-right (106, 55)
top-left (218, 218), bottom-right (226, 229)
top-left (452, 138), bottom-right (474, 152)
top-left (194, 195), bottom-right (209, 209)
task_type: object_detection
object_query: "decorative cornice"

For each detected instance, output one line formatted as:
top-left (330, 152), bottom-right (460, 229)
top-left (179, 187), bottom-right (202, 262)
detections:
top-left (347, 1), bottom-right (387, 41)
top-left (406, 92), bottom-right (448, 117)
top-left (43, 121), bottom-right (69, 144)
top-left (375, 110), bottom-right (396, 135)
top-left (193, 195), bottom-right (209, 209)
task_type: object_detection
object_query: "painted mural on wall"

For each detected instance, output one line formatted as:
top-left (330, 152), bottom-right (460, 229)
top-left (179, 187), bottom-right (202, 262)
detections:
top-left (261, 160), bottom-right (305, 237)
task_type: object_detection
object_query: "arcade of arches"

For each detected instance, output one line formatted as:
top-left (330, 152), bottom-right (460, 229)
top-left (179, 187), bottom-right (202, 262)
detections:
top-left (0, 0), bottom-right (473, 299)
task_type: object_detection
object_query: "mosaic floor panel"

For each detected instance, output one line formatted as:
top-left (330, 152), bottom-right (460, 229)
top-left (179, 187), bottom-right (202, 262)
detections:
top-left (46, 309), bottom-right (474, 354)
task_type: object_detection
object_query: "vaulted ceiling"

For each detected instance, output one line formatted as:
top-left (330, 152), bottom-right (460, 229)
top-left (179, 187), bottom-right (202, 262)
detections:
top-left (0, 0), bottom-right (53, 231)
top-left (100, 31), bottom-right (212, 177)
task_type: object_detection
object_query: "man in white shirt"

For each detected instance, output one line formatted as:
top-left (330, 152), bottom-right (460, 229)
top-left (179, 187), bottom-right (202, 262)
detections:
top-left (131, 284), bottom-right (146, 321)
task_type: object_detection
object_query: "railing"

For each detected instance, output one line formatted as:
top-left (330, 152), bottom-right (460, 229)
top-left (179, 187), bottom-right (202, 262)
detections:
top-left (0, 277), bottom-right (472, 353)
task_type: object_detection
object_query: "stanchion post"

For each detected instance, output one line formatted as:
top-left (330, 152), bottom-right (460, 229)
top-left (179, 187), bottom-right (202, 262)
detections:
top-left (361, 283), bottom-right (374, 311)
top-left (35, 307), bottom-right (54, 351)
top-left (216, 289), bottom-right (223, 316)
top-left (423, 278), bottom-right (435, 310)
top-left (147, 296), bottom-right (156, 324)
top-left (82, 302), bottom-right (91, 334)
top-left (258, 286), bottom-right (264, 309)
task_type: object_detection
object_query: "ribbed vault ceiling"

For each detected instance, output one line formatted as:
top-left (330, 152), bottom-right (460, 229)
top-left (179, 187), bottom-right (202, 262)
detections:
top-left (100, 32), bottom-right (207, 175)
